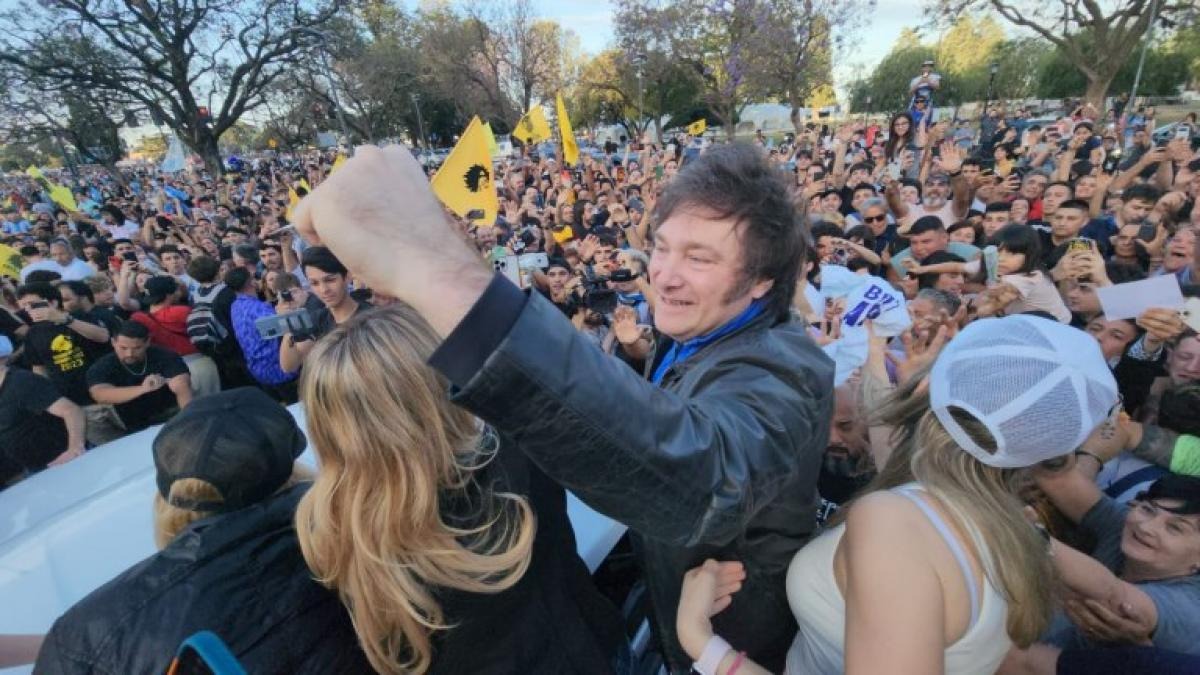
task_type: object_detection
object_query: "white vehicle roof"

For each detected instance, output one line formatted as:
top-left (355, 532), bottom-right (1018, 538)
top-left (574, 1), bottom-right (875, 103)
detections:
top-left (0, 404), bottom-right (624, 674)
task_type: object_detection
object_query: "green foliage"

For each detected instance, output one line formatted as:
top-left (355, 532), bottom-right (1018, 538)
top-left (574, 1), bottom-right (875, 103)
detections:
top-left (1036, 40), bottom-right (1191, 99)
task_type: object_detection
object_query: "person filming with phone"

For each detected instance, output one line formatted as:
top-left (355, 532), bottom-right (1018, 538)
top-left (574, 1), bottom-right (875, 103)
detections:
top-left (226, 267), bottom-right (297, 403)
top-left (278, 246), bottom-right (369, 374)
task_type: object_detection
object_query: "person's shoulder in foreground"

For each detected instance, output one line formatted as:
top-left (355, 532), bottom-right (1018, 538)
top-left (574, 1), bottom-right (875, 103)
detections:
top-left (34, 389), bottom-right (370, 675)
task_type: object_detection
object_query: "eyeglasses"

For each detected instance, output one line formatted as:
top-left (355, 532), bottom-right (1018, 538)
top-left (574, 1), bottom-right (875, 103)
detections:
top-left (863, 214), bottom-right (887, 223)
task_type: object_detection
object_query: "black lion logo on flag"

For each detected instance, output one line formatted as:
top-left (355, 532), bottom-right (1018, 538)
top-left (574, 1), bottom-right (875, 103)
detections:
top-left (520, 117), bottom-right (534, 134)
top-left (463, 164), bottom-right (490, 192)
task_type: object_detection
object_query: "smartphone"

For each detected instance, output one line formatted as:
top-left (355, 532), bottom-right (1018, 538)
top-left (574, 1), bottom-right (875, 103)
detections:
top-left (168, 631), bottom-right (246, 675)
top-left (279, 289), bottom-right (294, 303)
top-left (29, 301), bottom-right (49, 310)
top-left (1066, 237), bottom-right (1093, 254)
top-left (465, 209), bottom-right (486, 222)
top-left (255, 308), bottom-right (315, 340)
top-left (1176, 126), bottom-right (1192, 141)
top-left (492, 254), bottom-right (521, 288)
top-left (517, 252), bottom-right (549, 270)
top-left (886, 163), bottom-right (902, 181)
top-left (1137, 222), bottom-right (1158, 242)
top-left (654, 166), bottom-right (665, 180)
top-left (122, 251), bottom-right (138, 262)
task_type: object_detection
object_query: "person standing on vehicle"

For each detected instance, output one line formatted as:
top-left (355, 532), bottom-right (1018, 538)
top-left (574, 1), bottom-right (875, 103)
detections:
top-left (291, 143), bottom-right (835, 672)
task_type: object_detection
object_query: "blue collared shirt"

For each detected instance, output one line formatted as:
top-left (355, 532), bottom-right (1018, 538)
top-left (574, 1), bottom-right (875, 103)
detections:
top-left (652, 300), bottom-right (766, 385)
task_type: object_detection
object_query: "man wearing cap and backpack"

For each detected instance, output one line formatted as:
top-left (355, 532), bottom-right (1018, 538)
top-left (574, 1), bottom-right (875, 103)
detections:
top-left (35, 387), bottom-right (370, 673)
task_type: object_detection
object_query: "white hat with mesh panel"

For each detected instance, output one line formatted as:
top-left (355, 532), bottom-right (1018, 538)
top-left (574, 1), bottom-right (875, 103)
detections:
top-left (929, 315), bottom-right (1119, 469)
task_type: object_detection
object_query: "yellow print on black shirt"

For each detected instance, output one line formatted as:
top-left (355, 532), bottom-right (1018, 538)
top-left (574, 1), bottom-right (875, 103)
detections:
top-left (50, 333), bottom-right (85, 373)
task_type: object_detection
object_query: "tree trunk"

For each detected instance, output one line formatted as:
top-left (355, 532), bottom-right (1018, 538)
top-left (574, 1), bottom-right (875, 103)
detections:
top-left (1084, 70), bottom-right (1116, 113)
top-left (188, 129), bottom-right (224, 177)
top-left (790, 102), bottom-right (804, 135)
top-left (101, 161), bottom-right (128, 190)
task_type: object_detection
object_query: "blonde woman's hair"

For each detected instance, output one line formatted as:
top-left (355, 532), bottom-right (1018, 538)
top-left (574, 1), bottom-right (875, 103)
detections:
top-left (854, 363), bottom-right (1056, 646)
top-left (152, 466), bottom-right (313, 550)
top-left (294, 304), bottom-right (535, 674)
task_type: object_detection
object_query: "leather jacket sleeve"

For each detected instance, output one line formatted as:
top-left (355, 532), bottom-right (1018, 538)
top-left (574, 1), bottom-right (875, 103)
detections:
top-left (430, 276), bottom-right (833, 548)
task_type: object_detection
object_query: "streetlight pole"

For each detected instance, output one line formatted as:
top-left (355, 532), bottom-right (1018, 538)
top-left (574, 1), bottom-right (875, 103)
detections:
top-left (981, 62), bottom-right (998, 139)
top-left (1128, 0), bottom-right (1161, 115)
top-left (298, 28), bottom-right (353, 153)
top-left (410, 92), bottom-right (429, 160)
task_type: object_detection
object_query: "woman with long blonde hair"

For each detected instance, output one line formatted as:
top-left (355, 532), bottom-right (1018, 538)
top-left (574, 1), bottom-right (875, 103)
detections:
top-left (675, 316), bottom-right (1121, 675)
top-left (295, 304), bottom-right (626, 674)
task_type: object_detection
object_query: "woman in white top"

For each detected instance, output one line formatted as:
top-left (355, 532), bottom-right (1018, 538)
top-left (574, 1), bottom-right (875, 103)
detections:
top-left (675, 315), bottom-right (1122, 675)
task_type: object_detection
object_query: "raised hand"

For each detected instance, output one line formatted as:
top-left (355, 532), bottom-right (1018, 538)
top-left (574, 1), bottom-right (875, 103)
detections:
top-left (612, 305), bottom-right (642, 345)
top-left (290, 145), bottom-right (490, 336)
top-left (938, 141), bottom-right (963, 174)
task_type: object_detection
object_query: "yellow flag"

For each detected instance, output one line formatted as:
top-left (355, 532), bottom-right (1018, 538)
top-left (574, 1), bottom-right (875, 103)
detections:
top-left (26, 166), bottom-right (78, 212)
top-left (51, 186), bottom-right (78, 212)
top-left (0, 243), bottom-right (21, 279)
top-left (482, 121), bottom-right (501, 158)
top-left (556, 94), bottom-right (579, 166)
top-left (287, 187), bottom-right (300, 219)
top-left (431, 116), bottom-right (498, 226)
top-left (512, 106), bottom-right (552, 145)
top-left (687, 119), bottom-right (707, 136)
top-left (330, 154), bottom-right (347, 173)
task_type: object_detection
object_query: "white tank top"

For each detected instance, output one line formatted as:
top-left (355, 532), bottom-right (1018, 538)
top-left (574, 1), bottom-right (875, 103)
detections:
top-left (784, 484), bottom-right (1011, 675)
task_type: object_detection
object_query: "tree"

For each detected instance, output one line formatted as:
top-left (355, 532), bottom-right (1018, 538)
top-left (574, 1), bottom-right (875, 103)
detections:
top-left (0, 68), bottom-right (128, 184)
top-left (926, 0), bottom-right (1194, 109)
top-left (1037, 38), bottom-right (1192, 99)
top-left (0, 0), bottom-right (342, 176)
top-left (618, 0), bottom-right (776, 140)
top-left (848, 28), bottom-right (937, 112)
top-left (573, 48), bottom-right (699, 141)
top-left (756, 0), bottom-right (869, 134)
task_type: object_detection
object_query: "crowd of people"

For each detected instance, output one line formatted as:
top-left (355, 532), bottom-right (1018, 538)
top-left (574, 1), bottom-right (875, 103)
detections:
top-left (1, 90), bottom-right (1200, 675)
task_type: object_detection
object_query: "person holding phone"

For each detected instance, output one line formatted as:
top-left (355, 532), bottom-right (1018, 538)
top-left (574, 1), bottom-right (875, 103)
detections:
top-left (16, 282), bottom-right (110, 408)
top-left (278, 246), bottom-right (368, 374)
top-left (226, 267), bottom-right (297, 402)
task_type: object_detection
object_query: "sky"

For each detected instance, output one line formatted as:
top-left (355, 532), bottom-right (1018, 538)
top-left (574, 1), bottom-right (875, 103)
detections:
top-left (532, 0), bottom-right (932, 90)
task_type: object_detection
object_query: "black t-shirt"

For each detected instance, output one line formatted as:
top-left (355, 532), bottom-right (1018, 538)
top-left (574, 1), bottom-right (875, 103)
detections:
top-left (75, 308), bottom-right (121, 360)
top-left (0, 368), bottom-right (68, 481)
top-left (85, 347), bottom-right (188, 431)
top-left (0, 309), bottom-right (23, 354)
top-left (310, 301), bottom-right (372, 341)
top-left (23, 319), bottom-right (108, 406)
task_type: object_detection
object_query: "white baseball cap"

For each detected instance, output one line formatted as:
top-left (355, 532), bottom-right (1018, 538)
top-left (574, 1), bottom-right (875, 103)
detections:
top-left (930, 315), bottom-right (1119, 469)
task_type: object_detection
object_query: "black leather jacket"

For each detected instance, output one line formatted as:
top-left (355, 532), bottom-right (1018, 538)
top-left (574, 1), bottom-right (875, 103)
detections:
top-left (35, 484), bottom-right (371, 675)
top-left (431, 276), bottom-right (835, 673)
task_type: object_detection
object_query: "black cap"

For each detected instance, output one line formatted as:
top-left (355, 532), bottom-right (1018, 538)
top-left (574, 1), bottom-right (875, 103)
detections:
top-left (1139, 474), bottom-right (1200, 516)
top-left (153, 387), bottom-right (306, 513)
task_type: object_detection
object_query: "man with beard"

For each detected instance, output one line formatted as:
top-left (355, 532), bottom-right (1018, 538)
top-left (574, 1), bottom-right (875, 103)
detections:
top-left (87, 321), bottom-right (192, 433)
top-left (886, 143), bottom-right (972, 232)
top-left (815, 383), bottom-right (873, 526)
